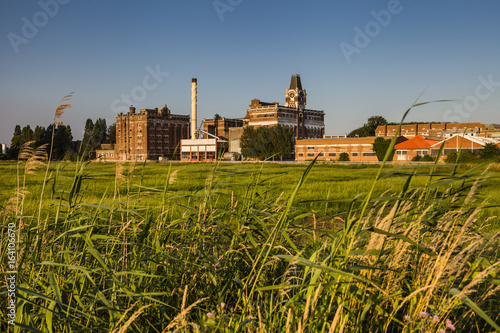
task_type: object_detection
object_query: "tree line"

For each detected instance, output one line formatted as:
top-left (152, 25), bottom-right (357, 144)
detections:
top-left (2, 118), bottom-right (115, 161)
top-left (239, 125), bottom-right (294, 161)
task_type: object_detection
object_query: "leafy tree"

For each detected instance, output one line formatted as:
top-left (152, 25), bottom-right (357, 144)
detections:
top-left (81, 118), bottom-right (108, 157)
top-left (82, 118), bottom-right (95, 156)
top-left (106, 123), bottom-right (116, 144)
top-left (92, 118), bottom-right (107, 148)
top-left (348, 116), bottom-right (388, 137)
top-left (240, 126), bottom-right (257, 158)
top-left (421, 155), bottom-right (434, 162)
top-left (480, 143), bottom-right (499, 160)
top-left (240, 125), bottom-right (294, 161)
top-left (9, 125), bottom-right (22, 158)
top-left (214, 113), bottom-right (221, 120)
top-left (52, 124), bottom-right (74, 160)
top-left (372, 137), bottom-right (395, 161)
top-left (411, 155), bottom-right (422, 162)
top-left (33, 126), bottom-right (46, 147)
top-left (338, 152), bottom-right (350, 161)
top-left (270, 126), bottom-right (294, 161)
top-left (21, 125), bottom-right (34, 143)
top-left (444, 150), bottom-right (478, 164)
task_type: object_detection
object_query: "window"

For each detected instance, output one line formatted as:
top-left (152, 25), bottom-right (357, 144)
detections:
top-left (328, 153), bottom-right (336, 157)
top-left (363, 152), bottom-right (376, 157)
top-left (318, 152), bottom-right (324, 156)
top-left (298, 153), bottom-right (303, 157)
top-left (307, 146), bottom-right (314, 150)
top-left (352, 152), bottom-right (358, 157)
top-left (397, 150), bottom-right (408, 155)
top-left (416, 150), bottom-right (427, 156)
top-left (307, 153), bottom-right (314, 157)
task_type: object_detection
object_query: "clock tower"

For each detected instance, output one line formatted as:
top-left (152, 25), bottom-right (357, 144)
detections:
top-left (285, 74), bottom-right (306, 110)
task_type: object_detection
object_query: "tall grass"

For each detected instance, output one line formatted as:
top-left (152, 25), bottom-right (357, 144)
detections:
top-left (1, 99), bottom-right (499, 332)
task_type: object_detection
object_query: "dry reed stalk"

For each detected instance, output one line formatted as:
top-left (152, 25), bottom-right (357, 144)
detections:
top-left (112, 304), bottom-right (153, 333)
top-left (114, 161), bottom-right (125, 199)
top-left (453, 261), bottom-right (500, 300)
top-left (412, 207), bottom-right (480, 310)
top-left (313, 213), bottom-right (317, 241)
top-left (301, 294), bottom-right (312, 329)
top-left (308, 282), bottom-right (323, 324)
top-left (38, 92), bottom-right (73, 226)
top-left (328, 304), bottom-right (343, 333)
top-left (25, 143), bottom-right (48, 175)
top-left (464, 165), bottom-right (491, 205)
top-left (285, 307), bottom-right (292, 333)
top-left (257, 305), bottom-right (264, 332)
top-left (296, 319), bottom-right (303, 333)
top-left (366, 203), bottom-right (397, 256)
top-left (162, 294), bottom-right (208, 333)
top-left (168, 169), bottom-right (179, 184)
top-left (112, 301), bottom-right (139, 329)
top-left (338, 314), bottom-right (347, 333)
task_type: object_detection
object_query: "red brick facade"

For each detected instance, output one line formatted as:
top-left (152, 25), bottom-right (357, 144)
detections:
top-left (116, 105), bottom-right (190, 161)
top-left (295, 137), bottom-right (406, 162)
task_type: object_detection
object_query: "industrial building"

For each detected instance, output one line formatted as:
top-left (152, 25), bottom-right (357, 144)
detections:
top-left (181, 79), bottom-right (229, 161)
top-left (375, 122), bottom-right (491, 138)
top-left (295, 136), bottom-right (407, 162)
top-left (115, 105), bottom-right (190, 161)
top-left (244, 74), bottom-right (325, 139)
top-left (201, 117), bottom-right (244, 140)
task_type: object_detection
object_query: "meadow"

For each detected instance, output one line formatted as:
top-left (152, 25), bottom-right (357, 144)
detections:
top-left (1, 158), bottom-right (499, 332)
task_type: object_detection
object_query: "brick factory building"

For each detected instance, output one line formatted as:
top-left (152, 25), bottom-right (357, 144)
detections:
top-left (375, 122), bottom-right (491, 138)
top-left (202, 117), bottom-right (244, 140)
top-left (429, 134), bottom-right (500, 157)
top-left (244, 74), bottom-right (325, 139)
top-left (116, 105), bottom-right (190, 161)
top-left (295, 136), bottom-right (407, 162)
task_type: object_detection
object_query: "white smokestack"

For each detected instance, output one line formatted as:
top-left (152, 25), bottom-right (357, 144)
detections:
top-left (191, 78), bottom-right (197, 139)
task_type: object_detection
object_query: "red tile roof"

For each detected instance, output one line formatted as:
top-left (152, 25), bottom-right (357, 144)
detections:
top-left (394, 135), bottom-right (442, 149)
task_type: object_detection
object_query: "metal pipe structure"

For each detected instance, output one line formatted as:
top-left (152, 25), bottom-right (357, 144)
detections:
top-left (191, 78), bottom-right (197, 139)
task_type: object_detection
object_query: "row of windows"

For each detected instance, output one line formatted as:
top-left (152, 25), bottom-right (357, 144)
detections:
top-left (98, 152), bottom-right (114, 158)
top-left (181, 151), bottom-right (217, 160)
top-left (299, 152), bottom-right (377, 157)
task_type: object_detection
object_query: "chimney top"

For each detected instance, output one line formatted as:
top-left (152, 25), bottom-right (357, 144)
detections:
top-left (192, 78), bottom-right (197, 83)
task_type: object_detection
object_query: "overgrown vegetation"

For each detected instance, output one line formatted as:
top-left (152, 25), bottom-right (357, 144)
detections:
top-left (445, 143), bottom-right (500, 164)
top-left (412, 154), bottom-right (434, 162)
top-left (6, 117), bottom-right (115, 161)
top-left (347, 116), bottom-right (388, 137)
top-left (240, 125), bottom-right (294, 160)
top-left (372, 137), bottom-right (396, 161)
top-left (338, 152), bottom-right (350, 161)
top-left (1, 97), bottom-right (499, 332)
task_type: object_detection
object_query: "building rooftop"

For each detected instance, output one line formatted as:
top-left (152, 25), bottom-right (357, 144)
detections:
top-left (394, 135), bottom-right (442, 149)
top-left (289, 74), bottom-right (303, 90)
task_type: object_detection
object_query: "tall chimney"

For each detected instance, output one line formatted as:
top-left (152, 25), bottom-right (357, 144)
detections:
top-left (191, 78), bottom-right (197, 140)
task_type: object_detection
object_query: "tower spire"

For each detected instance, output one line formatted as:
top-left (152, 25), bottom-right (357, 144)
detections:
top-left (285, 74), bottom-right (306, 109)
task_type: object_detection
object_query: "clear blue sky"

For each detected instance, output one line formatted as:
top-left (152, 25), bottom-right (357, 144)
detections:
top-left (1, 0), bottom-right (499, 145)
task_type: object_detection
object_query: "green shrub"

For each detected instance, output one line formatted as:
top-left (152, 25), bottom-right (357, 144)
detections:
top-left (421, 154), bottom-right (434, 161)
top-left (480, 143), bottom-right (500, 160)
top-left (338, 152), bottom-right (350, 161)
top-left (445, 150), bottom-right (478, 164)
top-left (411, 155), bottom-right (422, 161)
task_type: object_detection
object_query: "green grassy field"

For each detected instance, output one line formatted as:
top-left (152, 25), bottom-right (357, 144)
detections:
top-left (1, 161), bottom-right (499, 230)
top-left (1, 159), bottom-right (499, 332)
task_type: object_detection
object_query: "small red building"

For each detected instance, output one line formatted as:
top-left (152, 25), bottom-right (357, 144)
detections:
top-left (394, 135), bottom-right (442, 161)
